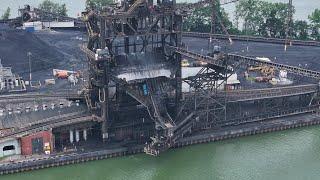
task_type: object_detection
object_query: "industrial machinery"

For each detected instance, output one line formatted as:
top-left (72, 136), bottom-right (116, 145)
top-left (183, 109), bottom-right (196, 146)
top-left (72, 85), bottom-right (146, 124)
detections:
top-left (82, 0), bottom-right (192, 155)
top-left (248, 65), bottom-right (275, 77)
top-left (78, 0), bottom-right (320, 156)
top-left (1, 0), bottom-right (320, 160)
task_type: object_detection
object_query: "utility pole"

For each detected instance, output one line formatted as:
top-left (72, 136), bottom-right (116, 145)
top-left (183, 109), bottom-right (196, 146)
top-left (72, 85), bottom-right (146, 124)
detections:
top-left (209, 0), bottom-right (216, 52)
top-left (27, 52), bottom-right (32, 83)
top-left (284, 0), bottom-right (293, 52)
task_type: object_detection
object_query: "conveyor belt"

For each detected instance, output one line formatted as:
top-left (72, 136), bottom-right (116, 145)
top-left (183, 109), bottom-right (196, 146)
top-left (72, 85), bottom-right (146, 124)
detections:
top-left (80, 45), bottom-right (96, 60)
top-left (167, 46), bottom-right (223, 66)
top-left (171, 46), bottom-right (320, 79)
top-left (126, 0), bottom-right (146, 14)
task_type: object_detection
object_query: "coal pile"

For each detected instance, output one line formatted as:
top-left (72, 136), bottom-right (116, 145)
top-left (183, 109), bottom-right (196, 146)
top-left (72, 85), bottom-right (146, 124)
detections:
top-left (0, 28), bottom-right (65, 75)
top-left (183, 37), bottom-right (320, 71)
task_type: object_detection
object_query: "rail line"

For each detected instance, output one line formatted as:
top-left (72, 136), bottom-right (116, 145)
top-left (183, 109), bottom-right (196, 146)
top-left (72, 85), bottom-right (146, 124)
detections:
top-left (0, 112), bottom-right (95, 139)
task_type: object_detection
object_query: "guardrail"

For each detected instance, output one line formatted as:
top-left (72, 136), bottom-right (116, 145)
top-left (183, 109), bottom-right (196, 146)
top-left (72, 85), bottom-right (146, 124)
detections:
top-left (222, 105), bottom-right (317, 126)
top-left (224, 84), bottom-right (318, 102)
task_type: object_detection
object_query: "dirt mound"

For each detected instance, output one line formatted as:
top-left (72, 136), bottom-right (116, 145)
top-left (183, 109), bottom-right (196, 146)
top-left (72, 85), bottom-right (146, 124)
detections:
top-left (0, 29), bottom-right (65, 75)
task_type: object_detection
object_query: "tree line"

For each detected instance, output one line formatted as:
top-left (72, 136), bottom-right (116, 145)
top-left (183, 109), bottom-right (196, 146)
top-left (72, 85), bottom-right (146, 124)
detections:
top-left (38, 0), bottom-right (68, 17)
top-left (1, 0), bottom-right (319, 41)
top-left (0, 0), bottom-right (108, 20)
top-left (184, 0), bottom-right (320, 41)
top-left (0, 0), bottom-right (67, 20)
top-left (1, 7), bottom-right (11, 20)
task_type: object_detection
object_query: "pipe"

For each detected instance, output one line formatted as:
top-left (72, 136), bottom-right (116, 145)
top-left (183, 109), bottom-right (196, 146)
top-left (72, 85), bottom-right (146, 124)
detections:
top-left (69, 130), bottom-right (74, 143)
top-left (75, 130), bottom-right (80, 142)
top-left (83, 129), bottom-right (87, 141)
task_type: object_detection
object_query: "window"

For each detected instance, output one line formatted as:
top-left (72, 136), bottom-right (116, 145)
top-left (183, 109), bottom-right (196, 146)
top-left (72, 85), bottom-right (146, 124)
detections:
top-left (3, 145), bottom-right (15, 151)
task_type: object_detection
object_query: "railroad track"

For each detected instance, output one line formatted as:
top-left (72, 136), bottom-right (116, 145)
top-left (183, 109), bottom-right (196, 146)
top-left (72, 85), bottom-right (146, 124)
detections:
top-left (0, 112), bottom-right (96, 139)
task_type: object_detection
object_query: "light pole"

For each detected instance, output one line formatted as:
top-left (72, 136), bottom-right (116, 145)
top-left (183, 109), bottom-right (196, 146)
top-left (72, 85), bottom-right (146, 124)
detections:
top-left (27, 52), bottom-right (32, 83)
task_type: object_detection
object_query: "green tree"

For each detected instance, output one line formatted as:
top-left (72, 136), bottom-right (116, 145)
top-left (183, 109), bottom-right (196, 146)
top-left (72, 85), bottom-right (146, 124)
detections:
top-left (236, 0), bottom-right (294, 38)
top-left (235, 0), bottom-right (264, 35)
top-left (1, 7), bottom-right (11, 20)
top-left (39, 0), bottom-right (67, 16)
top-left (86, 0), bottom-right (113, 9)
top-left (57, 4), bottom-right (67, 16)
top-left (263, 3), bottom-right (293, 38)
top-left (308, 9), bottom-right (320, 40)
top-left (183, 1), bottom-right (237, 34)
top-left (183, 7), bottom-right (212, 33)
top-left (293, 20), bottom-right (309, 40)
top-left (309, 9), bottom-right (320, 26)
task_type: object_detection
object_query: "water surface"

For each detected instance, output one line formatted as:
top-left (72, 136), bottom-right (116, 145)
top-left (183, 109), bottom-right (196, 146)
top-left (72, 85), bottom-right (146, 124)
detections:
top-left (4, 126), bottom-right (320, 180)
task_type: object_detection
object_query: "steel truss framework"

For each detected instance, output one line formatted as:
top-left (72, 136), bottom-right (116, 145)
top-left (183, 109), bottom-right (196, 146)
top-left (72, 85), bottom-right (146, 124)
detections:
top-left (80, 0), bottom-right (320, 156)
top-left (82, 0), bottom-right (197, 155)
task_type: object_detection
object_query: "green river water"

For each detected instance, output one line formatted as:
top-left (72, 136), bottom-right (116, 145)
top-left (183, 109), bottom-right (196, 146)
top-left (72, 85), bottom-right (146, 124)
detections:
top-left (3, 126), bottom-right (320, 180)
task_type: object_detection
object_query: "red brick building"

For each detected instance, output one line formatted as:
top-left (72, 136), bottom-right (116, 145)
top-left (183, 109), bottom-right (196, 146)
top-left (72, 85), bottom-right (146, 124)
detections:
top-left (20, 130), bottom-right (53, 155)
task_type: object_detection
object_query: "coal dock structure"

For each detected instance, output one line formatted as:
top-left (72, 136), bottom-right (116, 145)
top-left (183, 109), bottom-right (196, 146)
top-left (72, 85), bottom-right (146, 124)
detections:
top-left (0, 0), bottom-right (320, 175)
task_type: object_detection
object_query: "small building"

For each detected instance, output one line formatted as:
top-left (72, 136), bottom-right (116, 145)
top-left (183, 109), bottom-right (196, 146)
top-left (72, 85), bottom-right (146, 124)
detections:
top-left (23, 21), bottom-right (43, 31)
top-left (224, 74), bottom-right (241, 90)
top-left (42, 21), bottom-right (75, 29)
top-left (20, 130), bottom-right (53, 155)
top-left (23, 21), bottom-right (75, 32)
top-left (0, 66), bottom-right (15, 89)
top-left (0, 60), bottom-right (23, 91)
top-left (0, 138), bottom-right (21, 158)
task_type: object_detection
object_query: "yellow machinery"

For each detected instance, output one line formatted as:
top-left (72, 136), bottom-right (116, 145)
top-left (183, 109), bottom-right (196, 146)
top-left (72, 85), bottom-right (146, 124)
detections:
top-left (248, 66), bottom-right (275, 76)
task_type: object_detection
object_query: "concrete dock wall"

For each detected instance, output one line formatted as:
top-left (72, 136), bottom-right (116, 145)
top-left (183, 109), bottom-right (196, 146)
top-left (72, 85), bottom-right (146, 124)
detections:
top-left (1, 116), bottom-right (320, 175)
